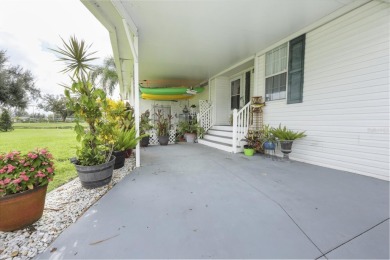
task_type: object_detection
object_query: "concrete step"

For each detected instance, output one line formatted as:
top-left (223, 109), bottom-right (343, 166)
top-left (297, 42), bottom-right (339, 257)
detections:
top-left (211, 125), bottom-right (232, 131)
top-left (208, 129), bottom-right (233, 138)
top-left (203, 134), bottom-right (233, 145)
top-left (198, 139), bottom-right (233, 153)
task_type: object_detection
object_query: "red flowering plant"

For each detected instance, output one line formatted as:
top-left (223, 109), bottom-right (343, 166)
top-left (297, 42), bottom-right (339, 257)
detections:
top-left (0, 149), bottom-right (55, 197)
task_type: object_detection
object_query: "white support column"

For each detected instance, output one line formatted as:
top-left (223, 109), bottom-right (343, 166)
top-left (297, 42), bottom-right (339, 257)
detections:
top-left (123, 18), bottom-right (140, 167)
top-left (134, 36), bottom-right (140, 168)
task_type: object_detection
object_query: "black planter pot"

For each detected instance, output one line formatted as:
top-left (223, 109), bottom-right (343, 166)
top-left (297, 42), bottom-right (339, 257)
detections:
top-left (74, 156), bottom-right (116, 189)
top-left (140, 136), bottom-right (150, 147)
top-left (280, 140), bottom-right (294, 159)
top-left (158, 135), bottom-right (169, 145)
top-left (124, 149), bottom-right (132, 158)
top-left (113, 150), bottom-right (126, 169)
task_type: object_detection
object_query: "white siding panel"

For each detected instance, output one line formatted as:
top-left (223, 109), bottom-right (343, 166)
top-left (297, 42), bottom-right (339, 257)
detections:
top-left (254, 54), bottom-right (265, 97)
top-left (215, 77), bottom-right (230, 125)
top-left (259, 1), bottom-right (389, 180)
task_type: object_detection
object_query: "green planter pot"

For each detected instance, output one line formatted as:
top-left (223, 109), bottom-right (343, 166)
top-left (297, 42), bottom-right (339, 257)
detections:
top-left (244, 147), bottom-right (255, 156)
top-left (75, 156), bottom-right (116, 189)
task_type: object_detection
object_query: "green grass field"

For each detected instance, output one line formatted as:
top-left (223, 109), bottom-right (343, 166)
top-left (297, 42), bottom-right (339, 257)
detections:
top-left (0, 123), bottom-right (78, 192)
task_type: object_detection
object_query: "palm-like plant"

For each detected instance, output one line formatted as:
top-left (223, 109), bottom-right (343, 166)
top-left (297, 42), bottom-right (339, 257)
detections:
top-left (52, 36), bottom-right (97, 80)
top-left (91, 56), bottom-right (118, 96)
top-left (53, 36), bottom-right (110, 166)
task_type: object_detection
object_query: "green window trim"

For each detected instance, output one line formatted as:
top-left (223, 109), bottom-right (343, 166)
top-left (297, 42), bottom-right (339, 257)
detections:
top-left (287, 34), bottom-right (305, 104)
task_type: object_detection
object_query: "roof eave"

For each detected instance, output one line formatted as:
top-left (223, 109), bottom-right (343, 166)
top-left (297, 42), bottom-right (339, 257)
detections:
top-left (81, 0), bottom-right (134, 100)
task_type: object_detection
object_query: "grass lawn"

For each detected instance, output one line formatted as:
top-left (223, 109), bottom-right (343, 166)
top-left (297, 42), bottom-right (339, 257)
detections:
top-left (0, 123), bottom-right (78, 192)
top-left (13, 122), bottom-right (75, 129)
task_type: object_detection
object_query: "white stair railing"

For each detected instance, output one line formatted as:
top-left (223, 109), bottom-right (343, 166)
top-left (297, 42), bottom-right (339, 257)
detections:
top-left (232, 101), bottom-right (251, 153)
top-left (198, 100), bottom-right (213, 132)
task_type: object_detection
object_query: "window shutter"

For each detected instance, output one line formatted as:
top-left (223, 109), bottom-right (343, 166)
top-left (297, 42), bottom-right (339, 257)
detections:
top-left (288, 34), bottom-right (305, 104)
top-left (245, 71), bottom-right (250, 104)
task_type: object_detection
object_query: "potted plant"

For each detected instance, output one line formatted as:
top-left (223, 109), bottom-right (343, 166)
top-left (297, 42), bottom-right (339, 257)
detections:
top-left (120, 103), bottom-right (136, 157)
top-left (140, 110), bottom-right (153, 147)
top-left (155, 109), bottom-right (172, 145)
top-left (104, 99), bottom-right (137, 159)
top-left (112, 126), bottom-right (144, 169)
top-left (177, 118), bottom-right (204, 143)
top-left (244, 130), bottom-right (260, 156)
top-left (190, 104), bottom-right (197, 114)
top-left (54, 36), bottom-right (116, 189)
top-left (260, 124), bottom-right (277, 152)
top-left (0, 149), bottom-right (55, 231)
top-left (270, 124), bottom-right (306, 159)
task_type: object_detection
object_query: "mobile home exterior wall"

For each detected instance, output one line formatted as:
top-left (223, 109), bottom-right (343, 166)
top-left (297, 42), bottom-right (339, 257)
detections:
top-left (255, 1), bottom-right (389, 180)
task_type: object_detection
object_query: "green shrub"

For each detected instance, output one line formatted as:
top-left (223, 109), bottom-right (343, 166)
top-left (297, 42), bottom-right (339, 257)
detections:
top-left (0, 109), bottom-right (13, 132)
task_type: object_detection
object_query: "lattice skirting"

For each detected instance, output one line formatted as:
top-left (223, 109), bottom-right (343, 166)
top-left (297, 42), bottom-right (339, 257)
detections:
top-left (148, 129), bottom-right (176, 145)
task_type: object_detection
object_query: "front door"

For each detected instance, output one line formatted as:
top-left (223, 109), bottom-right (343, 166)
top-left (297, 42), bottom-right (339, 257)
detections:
top-left (231, 78), bottom-right (240, 110)
top-left (231, 70), bottom-right (251, 110)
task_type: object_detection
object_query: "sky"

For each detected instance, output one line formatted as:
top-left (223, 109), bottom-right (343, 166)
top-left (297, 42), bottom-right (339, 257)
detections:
top-left (0, 0), bottom-right (115, 113)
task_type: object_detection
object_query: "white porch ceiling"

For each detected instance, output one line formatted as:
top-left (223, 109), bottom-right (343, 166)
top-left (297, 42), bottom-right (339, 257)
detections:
top-left (84, 0), bottom-right (362, 88)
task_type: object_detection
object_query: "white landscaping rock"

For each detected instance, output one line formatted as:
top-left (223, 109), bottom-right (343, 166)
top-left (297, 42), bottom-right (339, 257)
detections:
top-left (0, 155), bottom-right (136, 260)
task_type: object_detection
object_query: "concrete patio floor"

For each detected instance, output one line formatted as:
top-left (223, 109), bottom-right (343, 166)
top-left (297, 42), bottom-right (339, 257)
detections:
top-left (38, 143), bottom-right (389, 259)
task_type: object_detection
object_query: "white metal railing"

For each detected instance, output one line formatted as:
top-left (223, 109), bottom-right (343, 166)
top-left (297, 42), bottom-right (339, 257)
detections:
top-left (232, 101), bottom-right (251, 153)
top-left (198, 100), bottom-right (213, 132)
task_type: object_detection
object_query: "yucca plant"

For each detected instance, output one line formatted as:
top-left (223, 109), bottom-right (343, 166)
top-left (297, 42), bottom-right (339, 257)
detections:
top-left (53, 36), bottom-right (110, 166)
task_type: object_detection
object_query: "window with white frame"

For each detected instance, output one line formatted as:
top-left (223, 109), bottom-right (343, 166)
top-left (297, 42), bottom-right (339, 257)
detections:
top-left (265, 43), bottom-right (288, 101)
top-left (265, 34), bottom-right (306, 103)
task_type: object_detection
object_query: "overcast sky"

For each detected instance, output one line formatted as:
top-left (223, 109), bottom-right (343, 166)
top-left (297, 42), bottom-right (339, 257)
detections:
top-left (0, 0), bottom-right (114, 112)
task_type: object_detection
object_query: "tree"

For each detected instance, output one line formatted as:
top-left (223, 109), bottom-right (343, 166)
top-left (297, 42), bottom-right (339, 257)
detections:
top-left (91, 56), bottom-right (118, 96)
top-left (0, 109), bottom-right (13, 132)
top-left (38, 94), bottom-right (73, 122)
top-left (13, 108), bottom-right (29, 117)
top-left (0, 50), bottom-right (40, 109)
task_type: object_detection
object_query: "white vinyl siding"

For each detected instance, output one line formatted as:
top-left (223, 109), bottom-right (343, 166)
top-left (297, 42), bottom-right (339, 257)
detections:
top-left (255, 1), bottom-right (389, 180)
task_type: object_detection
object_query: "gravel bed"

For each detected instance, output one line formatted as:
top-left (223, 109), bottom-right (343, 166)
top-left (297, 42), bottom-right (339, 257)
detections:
top-left (0, 155), bottom-right (136, 260)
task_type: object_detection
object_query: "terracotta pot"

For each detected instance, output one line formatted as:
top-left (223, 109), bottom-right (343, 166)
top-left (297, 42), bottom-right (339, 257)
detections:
top-left (0, 185), bottom-right (48, 232)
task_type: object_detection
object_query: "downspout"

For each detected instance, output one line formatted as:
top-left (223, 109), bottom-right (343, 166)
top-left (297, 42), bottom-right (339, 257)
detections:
top-left (123, 19), bottom-right (140, 168)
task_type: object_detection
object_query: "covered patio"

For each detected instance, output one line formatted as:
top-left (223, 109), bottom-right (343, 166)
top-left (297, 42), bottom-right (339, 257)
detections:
top-left (38, 144), bottom-right (389, 259)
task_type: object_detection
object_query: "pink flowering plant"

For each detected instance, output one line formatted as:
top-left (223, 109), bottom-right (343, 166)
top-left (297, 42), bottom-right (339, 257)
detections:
top-left (0, 149), bottom-right (55, 197)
